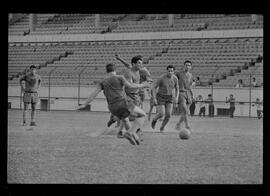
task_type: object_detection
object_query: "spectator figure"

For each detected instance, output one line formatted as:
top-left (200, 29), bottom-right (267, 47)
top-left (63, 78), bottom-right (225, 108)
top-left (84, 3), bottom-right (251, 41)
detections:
top-left (197, 95), bottom-right (206, 117)
top-left (257, 54), bottom-right (263, 63)
top-left (189, 99), bottom-right (196, 116)
top-left (226, 94), bottom-right (236, 118)
top-left (206, 94), bottom-right (214, 117)
top-left (195, 77), bottom-right (201, 86)
top-left (235, 79), bottom-right (244, 88)
top-left (252, 98), bottom-right (263, 119)
top-left (251, 77), bottom-right (258, 87)
top-left (191, 79), bottom-right (196, 87)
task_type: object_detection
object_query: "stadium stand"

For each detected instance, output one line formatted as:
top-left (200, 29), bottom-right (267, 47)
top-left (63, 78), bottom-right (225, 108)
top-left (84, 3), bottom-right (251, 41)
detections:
top-left (8, 36), bottom-right (263, 87)
top-left (8, 14), bottom-right (263, 36)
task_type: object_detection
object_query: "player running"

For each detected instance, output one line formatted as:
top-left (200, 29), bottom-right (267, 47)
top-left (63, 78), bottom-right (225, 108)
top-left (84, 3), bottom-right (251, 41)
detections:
top-left (174, 60), bottom-right (194, 131)
top-left (110, 54), bottom-right (152, 140)
top-left (19, 65), bottom-right (41, 126)
top-left (77, 63), bottom-right (151, 145)
top-left (151, 65), bottom-right (179, 132)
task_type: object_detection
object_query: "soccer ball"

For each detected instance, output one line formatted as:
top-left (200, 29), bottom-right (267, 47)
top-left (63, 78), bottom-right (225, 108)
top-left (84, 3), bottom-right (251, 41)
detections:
top-left (179, 128), bottom-right (191, 140)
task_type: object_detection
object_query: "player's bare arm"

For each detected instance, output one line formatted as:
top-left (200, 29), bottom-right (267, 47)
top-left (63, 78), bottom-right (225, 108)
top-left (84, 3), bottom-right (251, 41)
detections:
top-left (19, 76), bottom-right (26, 92)
top-left (77, 85), bottom-right (102, 110)
top-left (121, 75), bottom-right (150, 89)
top-left (115, 54), bottom-right (132, 69)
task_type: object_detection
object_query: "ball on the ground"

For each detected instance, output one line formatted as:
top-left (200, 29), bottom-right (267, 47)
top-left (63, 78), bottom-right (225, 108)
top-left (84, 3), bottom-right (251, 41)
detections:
top-left (179, 128), bottom-right (191, 140)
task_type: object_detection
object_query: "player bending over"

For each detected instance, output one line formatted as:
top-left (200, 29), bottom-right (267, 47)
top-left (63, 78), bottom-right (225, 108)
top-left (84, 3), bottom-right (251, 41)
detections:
top-left (77, 63), bottom-right (151, 145)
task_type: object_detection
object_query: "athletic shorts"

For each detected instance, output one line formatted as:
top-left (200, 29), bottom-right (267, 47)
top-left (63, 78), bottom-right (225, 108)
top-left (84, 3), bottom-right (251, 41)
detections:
top-left (178, 91), bottom-right (192, 105)
top-left (138, 90), bottom-right (145, 102)
top-left (108, 99), bottom-right (135, 120)
top-left (23, 92), bottom-right (39, 104)
top-left (126, 93), bottom-right (141, 106)
top-left (156, 93), bottom-right (173, 105)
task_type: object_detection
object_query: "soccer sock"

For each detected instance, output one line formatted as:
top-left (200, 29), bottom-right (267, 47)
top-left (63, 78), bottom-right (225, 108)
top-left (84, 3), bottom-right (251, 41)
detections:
top-left (31, 110), bottom-right (36, 123)
top-left (23, 109), bottom-right (27, 123)
top-left (160, 115), bottom-right (170, 130)
top-left (183, 115), bottom-right (190, 128)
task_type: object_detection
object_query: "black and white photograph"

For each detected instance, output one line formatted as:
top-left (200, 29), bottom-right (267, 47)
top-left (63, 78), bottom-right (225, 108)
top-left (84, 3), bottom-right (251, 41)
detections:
top-left (7, 13), bottom-right (263, 186)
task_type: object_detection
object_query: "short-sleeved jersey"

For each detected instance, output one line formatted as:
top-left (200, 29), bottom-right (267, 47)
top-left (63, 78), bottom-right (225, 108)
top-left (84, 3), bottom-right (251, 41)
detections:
top-left (99, 75), bottom-right (126, 105)
top-left (206, 97), bottom-right (214, 105)
top-left (175, 71), bottom-right (193, 91)
top-left (122, 68), bottom-right (140, 95)
top-left (20, 73), bottom-right (41, 92)
top-left (155, 74), bottom-right (178, 96)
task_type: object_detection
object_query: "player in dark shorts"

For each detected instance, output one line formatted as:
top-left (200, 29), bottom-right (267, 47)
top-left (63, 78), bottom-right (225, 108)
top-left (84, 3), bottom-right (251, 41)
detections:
top-left (174, 60), bottom-right (194, 131)
top-left (19, 65), bottom-right (41, 126)
top-left (151, 65), bottom-right (179, 132)
top-left (77, 63), bottom-right (150, 145)
top-left (111, 54), bottom-right (152, 140)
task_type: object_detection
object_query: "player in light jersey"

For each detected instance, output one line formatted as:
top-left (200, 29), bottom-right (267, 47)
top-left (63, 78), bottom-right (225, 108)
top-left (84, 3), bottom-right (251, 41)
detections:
top-left (151, 65), bottom-right (179, 132)
top-left (174, 60), bottom-right (194, 131)
top-left (19, 65), bottom-right (41, 126)
top-left (112, 54), bottom-right (152, 140)
top-left (78, 63), bottom-right (150, 145)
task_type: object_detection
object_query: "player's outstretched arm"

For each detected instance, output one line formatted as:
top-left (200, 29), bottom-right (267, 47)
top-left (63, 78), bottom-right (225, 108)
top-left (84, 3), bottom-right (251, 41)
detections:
top-left (115, 54), bottom-right (132, 69)
top-left (77, 85), bottom-right (102, 110)
top-left (121, 75), bottom-right (150, 89)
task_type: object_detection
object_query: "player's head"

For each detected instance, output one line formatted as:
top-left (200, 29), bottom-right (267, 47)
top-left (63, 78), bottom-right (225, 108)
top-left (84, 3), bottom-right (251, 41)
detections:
top-left (198, 95), bottom-right (202, 99)
top-left (131, 55), bottom-right (143, 71)
top-left (184, 60), bottom-right (192, 72)
top-left (230, 94), bottom-right (233, 98)
top-left (106, 63), bottom-right (116, 73)
top-left (256, 98), bottom-right (260, 102)
top-left (208, 94), bottom-right (212, 97)
top-left (29, 65), bottom-right (37, 74)
top-left (166, 65), bottom-right (175, 77)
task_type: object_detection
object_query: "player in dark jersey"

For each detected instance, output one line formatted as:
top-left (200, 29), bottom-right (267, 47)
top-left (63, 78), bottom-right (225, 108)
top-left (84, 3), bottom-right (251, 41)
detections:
top-left (174, 60), bottom-right (194, 131)
top-left (151, 65), bottom-right (179, 132)
top-left (19, 65), bottom-right (41, 126)
top-left (77, 63), bottom-right (150, 145)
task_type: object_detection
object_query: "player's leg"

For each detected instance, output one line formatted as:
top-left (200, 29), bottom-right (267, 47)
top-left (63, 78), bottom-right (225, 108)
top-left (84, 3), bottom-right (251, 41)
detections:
top-left (30, 92), bottom-right (39, 126)
top-left (151, 105), bottom-right (164, 129)
top-left (121, 118), bottom-right (137, 145)
top-left (124, 106), bottom-right (146, 145)
top-left (148, 104), bottom-right (154, 121)
top-left (23, 102), bottom-right (29, 125)
top-left (160, 103), bottom-right (172, 132)
top-left (117, 118), bottom-right (131, 138)
top-left (107, 114), bottom-right (117, 127)
top-left (22, 92), bottom-right (31, 125)
top-left (30, 102), bottom-right (37, 126)
top-left (176, 93), bottom-right (189, 130)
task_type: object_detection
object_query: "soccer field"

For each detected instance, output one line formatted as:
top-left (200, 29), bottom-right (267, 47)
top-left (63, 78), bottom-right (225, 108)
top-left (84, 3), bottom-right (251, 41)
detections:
top-left (7, 109), bottom-right (263, 184)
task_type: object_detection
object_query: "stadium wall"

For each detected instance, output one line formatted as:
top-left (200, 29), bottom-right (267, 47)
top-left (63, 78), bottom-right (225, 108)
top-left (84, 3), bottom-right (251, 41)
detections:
top-left (8, 85), bottom-right (263, 117)
top-left (9, 29), bottom-right (263, 43)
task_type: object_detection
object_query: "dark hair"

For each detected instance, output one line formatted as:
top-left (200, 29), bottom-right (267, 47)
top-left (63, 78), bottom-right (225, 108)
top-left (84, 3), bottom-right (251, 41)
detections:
top-left (106, 63), bottom-right (115, 73)
top-left (166, 65), bottom-right (175, 70)
top-left (184, 60), bottom-right (192, 66)
top-left (30, 65), bottom-right (36, 69)
top-left (131, 55), bottom-right (143, 64)
top-left (208, 94), bottom-right (212, 97)
top-left (197, 77), bottom-right (200, 80)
